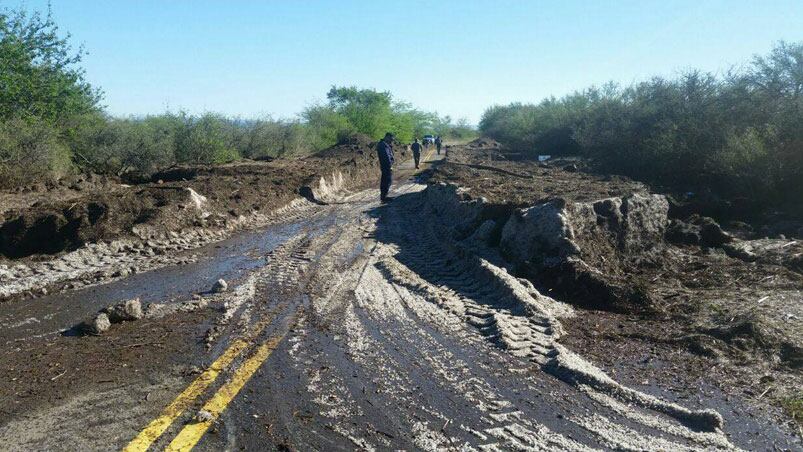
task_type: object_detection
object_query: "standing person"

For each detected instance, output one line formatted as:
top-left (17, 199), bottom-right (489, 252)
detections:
top-left (435, 136), bottom-right (443, 155)
top-left (376, 132), bottom-right (395, 202)
top-left (411, 138), bottom-right (422, 169)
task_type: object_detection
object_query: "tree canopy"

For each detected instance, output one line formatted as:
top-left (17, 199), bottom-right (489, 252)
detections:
top-left (0, 6), bottom-right (101, 124)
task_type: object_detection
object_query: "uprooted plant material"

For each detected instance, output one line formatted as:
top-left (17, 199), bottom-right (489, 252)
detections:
top-left (429, 141), bottom-right (802, 428)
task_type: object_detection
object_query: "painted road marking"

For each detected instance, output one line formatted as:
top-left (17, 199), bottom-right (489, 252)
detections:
top-left (422, 147), bottom-right (435, 166)
top-left (122, 339), bottom-right (251, 452)
top-left (165, 335), bottom-right (285, 451)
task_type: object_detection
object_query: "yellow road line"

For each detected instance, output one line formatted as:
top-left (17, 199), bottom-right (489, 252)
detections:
top-left (123, 339), bottom-right (251, 452)
top-left (416, 148), bottom-right (435, 171)
top-left (426, 146), bottom-right (438, 164)
top-left (165, 335), bottom-right (285, 451)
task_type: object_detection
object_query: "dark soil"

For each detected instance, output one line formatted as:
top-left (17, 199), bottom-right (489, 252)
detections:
top-left (432, 144), bottom-right (647, 208)
top-left (433, 140), bottom-right (803, 431)
top-left (0, 136), bottom-right (383, 261)
top-left (0, 308), bottom-right (214, 426)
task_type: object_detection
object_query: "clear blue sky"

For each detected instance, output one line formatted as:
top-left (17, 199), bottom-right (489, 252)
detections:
top-left (12, 0), bottom-right (803, 123)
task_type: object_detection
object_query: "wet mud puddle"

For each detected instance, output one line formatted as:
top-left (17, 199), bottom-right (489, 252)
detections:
top-left (0, 209), bottom-right (338, 346)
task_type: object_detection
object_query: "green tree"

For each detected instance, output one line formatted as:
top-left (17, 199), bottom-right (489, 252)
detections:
top-left (0, 5), bottom-right (101, 124)
top-left (301, 104), bottom-right (355, 149)
top-left (327, 86), bottom-right (394, 139)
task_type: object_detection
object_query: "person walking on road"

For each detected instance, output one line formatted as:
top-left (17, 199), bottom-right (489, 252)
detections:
top-left (435, 136), bottom-right (443, 155)
top-left (411, 138), bottom-right (423, 169)
top-left (377, 132), bottom-right (395, 203)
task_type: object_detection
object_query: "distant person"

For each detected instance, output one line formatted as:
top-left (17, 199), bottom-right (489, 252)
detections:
top-left (376, 132), bottom-right (395, 202)
top-left (435, 136), bottom-right (443, 155)
top-left (411, 138), bottom-right (423, 169)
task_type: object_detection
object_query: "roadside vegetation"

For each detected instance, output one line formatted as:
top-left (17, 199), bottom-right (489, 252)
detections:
top-left (0, 5), bottom-right (475, 187)
top-left (782, 395), bottom-right (803, 429)
top-left (480, 42), bottom-right (803, 217)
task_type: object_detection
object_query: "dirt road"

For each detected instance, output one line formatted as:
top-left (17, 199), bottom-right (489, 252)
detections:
top-left (0, 149), bottom-right (799, 450)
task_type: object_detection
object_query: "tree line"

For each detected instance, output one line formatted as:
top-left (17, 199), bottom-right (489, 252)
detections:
top-left (480, 42), bottom-right (803, 215)
top-left (0, 6), bottom-right (475, 187)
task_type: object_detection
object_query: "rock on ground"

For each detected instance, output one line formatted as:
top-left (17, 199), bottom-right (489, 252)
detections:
top-left (212, 279), bottom-right (228, 293)
top-left (104, 298), bottom-right (143, 323)
top-left (81, 312), bottom-right (111, 335)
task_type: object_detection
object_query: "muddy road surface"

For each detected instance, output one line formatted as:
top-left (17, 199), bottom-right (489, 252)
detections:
top-left (0, 150), bottom-right (800, 451)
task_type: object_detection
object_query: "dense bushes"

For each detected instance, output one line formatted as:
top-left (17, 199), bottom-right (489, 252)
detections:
top-left (0, 92), bottom-right (473, 187)
top-left (480, 42), bottom-right (803, 214)
top-left (304, 86), bottom-right (476, 145)
top-left (0, 5), bottom-right (475, 187)
top-left (0, 6), bottom-right (100, 124)
top-left (0, 116), bottom-right (71, 185)
top-left (71, 112), bottom-right (324, 176)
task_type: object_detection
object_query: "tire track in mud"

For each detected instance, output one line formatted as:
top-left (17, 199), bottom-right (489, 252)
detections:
top-left (184, 186), bottom-right (406, 451)
top-left (127, 230), bottom-right (324, 451)
top-left (378, 190), bottom-right (735, 449)
top-left (3, 166), bottom-right (782, 450)
top-left (278, 182), bottom-right (741, 450)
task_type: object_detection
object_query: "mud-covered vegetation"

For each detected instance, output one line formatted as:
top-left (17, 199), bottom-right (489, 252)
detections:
top-left (479, 42), bottom-right (803, 217)
top-left (0, 5), bottom-right (475, 188)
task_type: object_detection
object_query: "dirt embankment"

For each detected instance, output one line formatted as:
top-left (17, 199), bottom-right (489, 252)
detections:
top-left (429, 139), bottom-right (803, 428)
top-left (0, 136), bottom-right (391, 303)
top-left (0, 136), bottom-right (383, 262)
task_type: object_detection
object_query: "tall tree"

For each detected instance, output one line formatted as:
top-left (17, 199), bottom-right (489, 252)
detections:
top-left (0, 5), bottom-right (101, 124)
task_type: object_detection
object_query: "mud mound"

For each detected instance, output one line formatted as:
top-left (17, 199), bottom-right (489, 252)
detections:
top-left (402, 186), bottom-right (731, 439)
top-left (5, 173), bottom-right (121, 194)
top-left (150, 166), bottom-right (199, 182)
top-left (724, 238), bottom-right (803, 272)
top-left (424, 148), bottom-right (803, 425)
top-left (311, 134), bottom-right (375, 159)
top-left (297, 137), bottom-right (384, 203)
top-left (0, 187), bottom-right (206, 258)
top-left (1, 139), bottom-right (384, 260)
top-left (466, 137), bottom-right (502, 149)
top-left (499, 194), bottom-right (669, 312)
top-left (666, 215), bottom-right (733, 248)
top-left (431, 147), bottom-right (647, 208)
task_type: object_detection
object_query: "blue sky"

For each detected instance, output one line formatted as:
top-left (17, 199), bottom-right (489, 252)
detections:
top-left (11, 0), bottom-right (803, 123)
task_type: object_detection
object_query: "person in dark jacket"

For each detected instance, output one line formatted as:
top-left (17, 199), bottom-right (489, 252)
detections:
top-left (435, 136), bottom-right (442, 155)
top-left (411, 138), bottom-right (422, 169)
top-left (376, 132), bottom-right (395, 202)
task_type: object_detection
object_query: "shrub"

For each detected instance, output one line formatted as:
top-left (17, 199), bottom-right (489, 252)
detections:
top-left (0, 117), bottom-right (71, 187)
top-left (480, 42), bottom-right (803, 215)
top-left (175, 113), bottom-right (238, 164)
top-left (301, 105), bottom-right (355, 150)
top-left (68, 113), bottom-right (180, 176)
top-left (326, 86), bottom-right (395, 139)
top-left (0, 6), bottom-right (101, 124)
